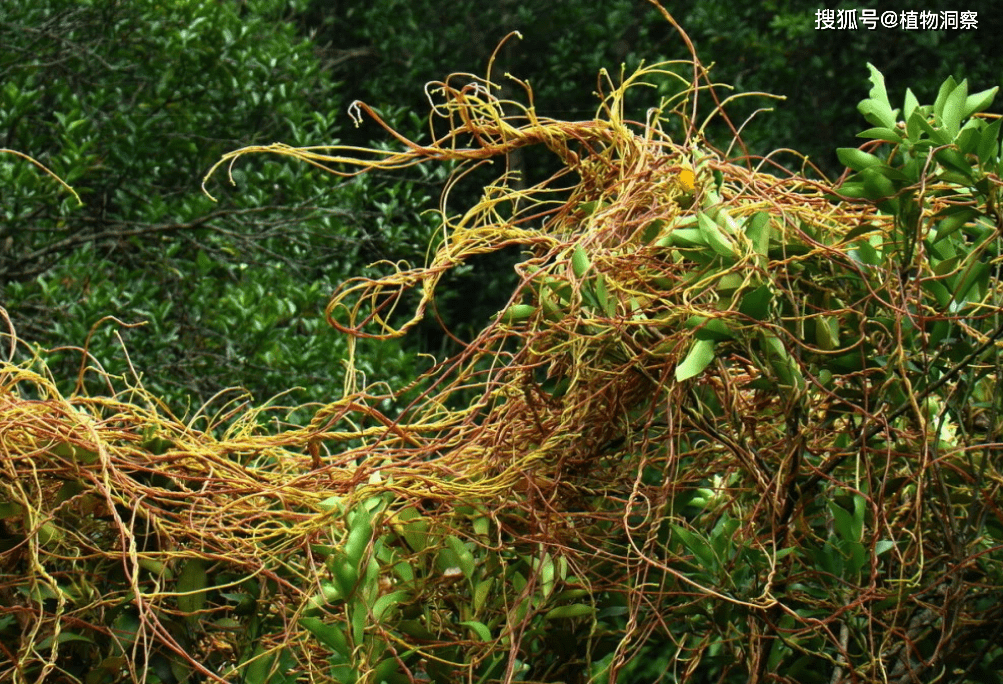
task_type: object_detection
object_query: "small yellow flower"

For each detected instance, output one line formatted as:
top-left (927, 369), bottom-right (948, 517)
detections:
top-left (677, 166), bottom-right (695, 193)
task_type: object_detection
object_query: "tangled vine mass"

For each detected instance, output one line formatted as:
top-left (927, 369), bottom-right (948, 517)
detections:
top-left (3, 7), bottom-right (1003, 684)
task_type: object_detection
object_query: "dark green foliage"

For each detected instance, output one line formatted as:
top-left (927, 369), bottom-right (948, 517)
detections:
top-left (1, 0), bottom-right (428, 413)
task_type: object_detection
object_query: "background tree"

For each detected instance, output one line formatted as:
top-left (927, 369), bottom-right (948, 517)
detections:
top-left (0, 0), bottom-right (431, 415)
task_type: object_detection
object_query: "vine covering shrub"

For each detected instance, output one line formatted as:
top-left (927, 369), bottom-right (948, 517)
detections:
top-left (2, 7), bottom-right (1003, 684)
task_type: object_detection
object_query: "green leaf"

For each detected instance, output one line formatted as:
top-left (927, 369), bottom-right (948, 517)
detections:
top-left (934, 207), bottom-right (979, 242)
top-left (672, 525), bottom-right (718, 570)
top-left (459, 620), bottom-right (492, 641)
top-left (538, 553), bottom-right (555, 599)
top-left (962, 86), bottom-right (998, 118)
top-left (951, 260), bottom-right (990, 308)
top-left (697, 212), bottom-right (738, 258)
top-left (977, 118), bottom-right (1002, 165)
top-left (814, 315), bottom-right (840, 351)
top-left (51, 441), bottom-right (99, 464)
top-left (662, 227), bottom-right (707, 248)
top-left (498, 303), bottom-right (537, 323)
top-left (330, 555), bottom-right (360, 599)
top-left (739, 285), bottom-right (772, 320)
top-left (941, 79), bottom-right (968, 139)
top-left (301, 617), bottom-right (351, 657)
top-left (934, 148), bottom-right (975, 179)
top-left (856, 127), bottom-right (903, 144)
top-left (473, 578), bottom-right (494, 614)
top-left (350, 598), bottom-right (366, 645)
top-left (343, 508), bottom-right (373, 567)
top-left (744, 211), bottom-right (771, 259)
top-left (840, 223), bottom-right (879, 243)
top-left (851, 239), bottom-right (882, 266)
top-left (675, 338), bottom-right (715, 382)
top-left (860, 167), bottom-right (897, 202)
top-left (829, 495), bottom-right (863, 543)
top-left (241, 646), bottom-right (277, 684)
top-left (372, 590), bottom-right (409, 623)
top-left (571, 244), bottom-right (590, 278)
top-left (444, 535), bottom-right (475, 580)
top-left (923, 279), bottom-right (953, 309)
top-left (640, 218), bottom-right (665, 244)
top-left (543, 604), bottom-right (595, 620)
top-left (910, 110), bottom-right (951, 145)
top-left (956, 123), bottom-right (982, 155)
top-left (902, 88), bottom-right (920, 121)
top-left (875, 540), bottom-right (896, 557)
top-left (858, 64), bottom-right (898, 130)
top-left (837, 148), bottom-right (883, 172)
top-left (594, 273), bottom-right (615, 317)
top-left (934, 76), bottom-right (960, 124)
top-left (687, 315), bottom-right (734, 342)
top-left (176, 559), bottom-right (207, 618)
top-left (761, 331), bottom-right (805, 391)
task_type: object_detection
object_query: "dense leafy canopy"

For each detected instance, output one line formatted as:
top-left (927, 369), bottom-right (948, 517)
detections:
top-left (1, 0), bottom-right (431, 412)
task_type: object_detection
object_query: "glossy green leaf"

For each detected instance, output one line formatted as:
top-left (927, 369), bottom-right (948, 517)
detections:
top-left (344, 508), bottom-right (373, 567)
top-left (856, 127), bottom-right (902, 143)
top-left (739, 285), bottom-right (772, 320)
top-left (923, 279), bottom-right (953, 309)
top-left (459, 620), bottom-right (492, 641)
top-left (934, 207), bottom-right (979, 242)
top-left (840, 223), bottom-right (880, 243)
top-left (850, 239), bottom-right (882, 266)
top-left (829, 494), bottom-right (864, 543)
top-left (910, 110), bottom-right (950, 145)
top-left (672, 525), bottom-right (718, 570)
top-left (350, 598), bottom-right (366, 645)
top-left (571, 244), bottom-right (590, 278)
top-left (875, 540), bottom-right (896, 557)
top-left (51, 441), bottom-right (99, 464)
top-left (640, 218), bottom-right (665, 244)
top-left (0, 501), bottom-right (23, 519)
top-left (814, 315), bottom-right (840, 351)
top-left (744, 211), bottom-right (771, 259)
top-left (301, 617), bottom-right (351, 657)
top-left (675, 338), bottom-right (715, 382)
top-left (444, 536), bottom-right (475, 580)
top-left (963, 86), bottom-right (998, 118)
top-left (176, 559), bottom-right (207, 618)
top-left (860, 167), bottom-right (897, 202)
top-left (241, 646), bottom-right (277, 684)
top-left (836, 148), bottom-right (883, 172)
top-left (977, 117), bottom-right (1002, 165)
top-left (498, 303), bottom-right (537, 323)
top-left (941, 79), bottom-right (967, 139)
top-left (543, 604), bottom-right (595, 620)
top-left (697, 212), bottom-right (737, 258)
top-left (473, 578), bottom-right (494, 614)
top-left (858, 63), bottom-right (898, 129)
top-left (902, 88), bottom-right (920, 121)
top-left (934, 76), bottom-right (959, 124)
top-left (761, 331), bottom-right (805, 391)
top-left (331, 555), bottom-right (360, 599)
top-left (372, 590), bottom-right (409, 623)
top-left (956, 123), bottom-right (982, 155)
top-left (951, 260), bottom-right (990, 308)
top-left (687, 315), bottom-right (734, 342)
top-left (594, 273), bottom-right (615, 316)
top-left (934, 148), bottom-right (975, 179)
